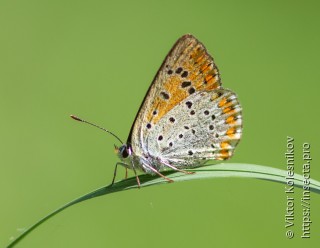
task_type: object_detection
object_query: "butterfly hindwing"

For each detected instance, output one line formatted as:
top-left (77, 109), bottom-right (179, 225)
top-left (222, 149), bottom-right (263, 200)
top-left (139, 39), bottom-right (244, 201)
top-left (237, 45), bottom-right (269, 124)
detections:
top-left (146, 88), bottom-right (242, 169)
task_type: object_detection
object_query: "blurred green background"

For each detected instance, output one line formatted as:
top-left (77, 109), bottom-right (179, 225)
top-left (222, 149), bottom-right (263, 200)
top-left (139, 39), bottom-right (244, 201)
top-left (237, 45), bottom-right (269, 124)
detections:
top-left (1, 0), bottom-right (319, 247)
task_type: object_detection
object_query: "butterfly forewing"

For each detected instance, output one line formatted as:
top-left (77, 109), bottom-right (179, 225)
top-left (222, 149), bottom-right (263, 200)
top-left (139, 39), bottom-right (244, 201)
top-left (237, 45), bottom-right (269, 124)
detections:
top-left (130, 34), bottom-right (223, 158)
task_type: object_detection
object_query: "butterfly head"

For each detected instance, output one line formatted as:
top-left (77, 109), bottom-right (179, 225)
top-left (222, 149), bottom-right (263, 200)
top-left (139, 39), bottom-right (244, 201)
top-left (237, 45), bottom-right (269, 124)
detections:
top-left (115, 144), bottom-right (132, 162)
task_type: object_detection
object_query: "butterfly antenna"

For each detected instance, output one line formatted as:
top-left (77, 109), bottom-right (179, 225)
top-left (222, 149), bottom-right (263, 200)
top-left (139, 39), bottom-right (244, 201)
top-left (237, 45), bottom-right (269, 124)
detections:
top-left (70, 115), bottom-right (123, 144)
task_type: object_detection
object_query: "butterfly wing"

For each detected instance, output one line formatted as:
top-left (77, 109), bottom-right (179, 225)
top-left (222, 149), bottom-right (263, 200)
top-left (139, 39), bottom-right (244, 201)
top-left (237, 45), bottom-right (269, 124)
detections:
top-left (146, 88), bottom-right (242, 168)
top-left (129, 34), bottom-right (222, 159)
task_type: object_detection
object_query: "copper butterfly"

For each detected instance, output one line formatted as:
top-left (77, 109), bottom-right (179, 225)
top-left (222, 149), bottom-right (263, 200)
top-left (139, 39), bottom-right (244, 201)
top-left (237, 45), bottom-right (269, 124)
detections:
top-left (71, 34), bottom-right (242, 187)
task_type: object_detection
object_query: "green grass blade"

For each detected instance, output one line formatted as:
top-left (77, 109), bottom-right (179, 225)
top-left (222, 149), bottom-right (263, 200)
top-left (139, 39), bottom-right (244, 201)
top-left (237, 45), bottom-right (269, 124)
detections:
top-left (7, 163), bottom-right (320, 247)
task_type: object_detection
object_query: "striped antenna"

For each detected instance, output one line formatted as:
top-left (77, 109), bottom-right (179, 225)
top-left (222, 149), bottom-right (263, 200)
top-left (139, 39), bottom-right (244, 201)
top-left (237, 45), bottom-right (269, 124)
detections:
top-left (70, 115), bottom-right (123, 144)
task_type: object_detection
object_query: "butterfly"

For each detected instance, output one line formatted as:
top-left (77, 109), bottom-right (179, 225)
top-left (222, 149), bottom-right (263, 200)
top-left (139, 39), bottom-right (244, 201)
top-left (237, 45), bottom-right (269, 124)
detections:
top-left (71, 34), bottom-right (242, 187)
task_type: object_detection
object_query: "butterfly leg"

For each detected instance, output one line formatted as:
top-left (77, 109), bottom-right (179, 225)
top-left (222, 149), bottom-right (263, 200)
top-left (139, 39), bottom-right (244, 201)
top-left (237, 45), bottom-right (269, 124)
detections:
top-left (111, 162), bottom-right (129, 185)
top-left (162, 161), bottom-right (195, 175)
top-left (130, 161), bottom-right (141, 188)
top-left (143, 163), bottom-right (174, 183)
top-left (124, 168), bottom-right (128, 179)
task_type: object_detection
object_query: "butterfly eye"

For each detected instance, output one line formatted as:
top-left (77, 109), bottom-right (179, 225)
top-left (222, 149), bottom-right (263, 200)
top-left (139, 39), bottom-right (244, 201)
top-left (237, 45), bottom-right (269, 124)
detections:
top-left (122, 149), bottom-right (129, 158)
top-left (119, 145), bottom-right (129, 158)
